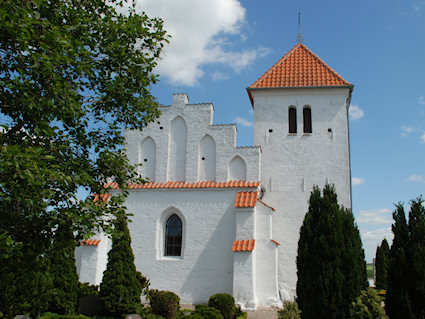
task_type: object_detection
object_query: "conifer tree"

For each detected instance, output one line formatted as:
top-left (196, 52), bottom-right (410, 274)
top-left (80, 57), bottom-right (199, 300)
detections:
top-left (386, 204), bottom-right (414, 319)
top-left (387, 196), bottom-right (425, 319)
top-left (46, 223), bottom-right (80, 314)
top-left (100, 214), bottom-right (143, 316)
top-left (375, 238), bottom-right (389, 290)
top-left (296, 184), bottom-right (367, 319)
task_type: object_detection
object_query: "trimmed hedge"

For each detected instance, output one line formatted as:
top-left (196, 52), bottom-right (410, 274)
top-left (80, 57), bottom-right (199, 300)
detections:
top-left (149, 290), bottom-right (180, 319)
top-left (208, 294), bottom-right (235, 319)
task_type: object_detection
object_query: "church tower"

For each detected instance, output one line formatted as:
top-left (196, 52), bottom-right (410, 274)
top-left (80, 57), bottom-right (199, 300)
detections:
top-left (247, 43), bottom-right (353, 299)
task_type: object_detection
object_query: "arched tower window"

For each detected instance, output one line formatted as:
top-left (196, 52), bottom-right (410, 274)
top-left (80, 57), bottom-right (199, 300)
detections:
top-left (165, 214), bottom-right (182, 256)
top-left (289, 107), bottom-right (297, 134)
top-left (303, 106), bottom-right (312, 133)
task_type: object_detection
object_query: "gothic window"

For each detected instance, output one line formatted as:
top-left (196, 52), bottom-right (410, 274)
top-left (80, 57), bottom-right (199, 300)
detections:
top-left (303, 106), bottom-right (312, 133)
top-left (289, 107), bottom-right (297, 134)
top-left (165, 214), bottom-right (182, 256)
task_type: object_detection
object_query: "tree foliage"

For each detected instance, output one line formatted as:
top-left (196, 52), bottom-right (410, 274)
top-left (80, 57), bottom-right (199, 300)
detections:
top-left (0, 0), bottom-right (167, 316)
top-left (386, 196), bottom-right (425, 319)
top-left (296, 184), bottom-right (367, 319)
top-left (375, 238), bottom-right (389, 290)
top-left (99, 215), bottom-right (143, 316)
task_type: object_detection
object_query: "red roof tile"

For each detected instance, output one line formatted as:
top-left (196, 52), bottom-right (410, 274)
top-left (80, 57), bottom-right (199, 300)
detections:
top-left (247, 43), bottom-right (352, 105)
top-left (81, 239), bottom-right (101, 246)
top-left (105, 180), bottom-right (260, 190)
top-left (234, 191), bottom-right (258, 208)
top-left (93, 193), bottom-right (111, 202)
top-left (232, 239), bottom-right (255, 252)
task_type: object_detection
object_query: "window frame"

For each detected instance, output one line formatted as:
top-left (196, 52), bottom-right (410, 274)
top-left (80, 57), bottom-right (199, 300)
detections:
top-left (288, 106), bottom-right (297, 134)
top-left (303, 106), bottom-right (312, 134)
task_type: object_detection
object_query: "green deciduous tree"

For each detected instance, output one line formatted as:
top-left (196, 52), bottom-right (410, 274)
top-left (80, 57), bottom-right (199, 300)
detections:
top-left (0, 0), bottom-right (167, 316)
top-left (296, 184), bottom-right (367, 319)
top-left (99, 215), bottom-right (143, 316)
top-left (375, 238), bottom-right (389, 290)
top-left (386, 196), bottom-right (425, 319)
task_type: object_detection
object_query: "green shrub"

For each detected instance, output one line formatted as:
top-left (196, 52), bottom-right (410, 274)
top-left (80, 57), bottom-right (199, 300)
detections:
top-left (234, 305), bottom-right (247, 319)
top-left (38, 312), bottom-right (91, 319)
top-left (208, 294), bottom-right (235, 319)
top-left (142, 314), bottom-right (166, 319)
top-left (194, 305), bottom-right (224, 319)
top-left (350, 288), bottom-right (388, 319)
top-left (277, 300), bottom-right (301, 319)
top-left (149, 290), bottom-right (180, 319)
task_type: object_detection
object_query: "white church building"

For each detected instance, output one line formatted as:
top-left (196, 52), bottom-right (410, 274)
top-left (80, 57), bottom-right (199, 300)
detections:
top-left (75, 43), bottom-right (354, 309)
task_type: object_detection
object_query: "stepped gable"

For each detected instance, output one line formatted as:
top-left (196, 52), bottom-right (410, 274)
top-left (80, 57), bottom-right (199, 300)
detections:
top-left (247, 43), bottom-right (353, 105)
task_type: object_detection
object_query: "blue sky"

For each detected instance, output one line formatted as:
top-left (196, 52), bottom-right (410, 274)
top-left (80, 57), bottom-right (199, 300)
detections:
top-left (137, 0), bottom-right (425, 261)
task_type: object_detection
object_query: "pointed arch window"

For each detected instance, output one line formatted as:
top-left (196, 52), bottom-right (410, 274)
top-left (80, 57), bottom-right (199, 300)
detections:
top-left (289, 107), bottom-right (297, 134)
top-left (303, 106), bottom-right (312, 133)
top-left (165, 214), bottom-right (182, 256)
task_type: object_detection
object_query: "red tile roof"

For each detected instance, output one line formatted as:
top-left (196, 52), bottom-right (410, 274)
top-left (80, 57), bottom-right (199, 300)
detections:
top-left (105, 180), bottom-right (260, 190)
top-left (234, 191), bottom-right (258, 208)
top-left (81, 239), bottom-right (101, 246)
top-left (232, 239), bottom-right (255, 252)
top-left (247, 43), bottom-right (352, 105)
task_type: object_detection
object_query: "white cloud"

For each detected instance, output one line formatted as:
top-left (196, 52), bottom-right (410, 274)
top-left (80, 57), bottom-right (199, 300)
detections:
top-left (349, 104), bottom-right (364, 120)
top-left (413, 2), bottom-right (425, 12)
top-left (420, 96), bottom-right (425, 104)
top-left (359, 227), bottom-right (393, 262)
top-left (352, 177), bottom-right (365, 186)
top-left (407, 174), bottom-right (425, 183)
top-left (422, 132), bottom-right (425, 143)
top-left (212, 71), bottom-right (229, 81)
top-left (401, 125), bottom-right (420, 137)
top-left (136, 0), bottom-right (271, 86)
top-left (356, 208), bottom-right (392, 225)
top-left (233, 116), bottom-right (253, 127)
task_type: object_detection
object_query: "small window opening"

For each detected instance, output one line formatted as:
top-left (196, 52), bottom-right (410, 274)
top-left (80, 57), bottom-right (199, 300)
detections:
top-left (202, 157), bottom-right (205, 160)
top-left (165, 214), bottom-right (182, 256)
top-left (269, 129), bottom-right (273, 133)
top-left (160, 126), bottom-right (164, 130)
top-left (289, 107), bottom-right (297, 134)
top-left (303, 107), bottom-right (312, 133)
top-left (328, 128), bottom-right (332, 133)
top-left (144, 158), bottom-right (148, 162)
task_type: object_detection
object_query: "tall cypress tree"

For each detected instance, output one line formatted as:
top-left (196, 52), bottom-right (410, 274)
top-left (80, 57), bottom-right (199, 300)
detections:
top-left (386, 204), bottom-right (414, 319)
top-left (46, 223), bottom-right (80, 314)
top-left (100, 215), bottom-right (143, 316)
top-left (297, 184), bottom-right (367, 319)
top-left (375, 238), bottom-right (389, 290)
top-left (407, 196), bottom-right (425, 318)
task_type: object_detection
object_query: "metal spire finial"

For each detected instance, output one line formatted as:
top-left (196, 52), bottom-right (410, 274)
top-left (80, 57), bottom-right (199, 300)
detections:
top-left (297, 12), bottom-right (303, 43)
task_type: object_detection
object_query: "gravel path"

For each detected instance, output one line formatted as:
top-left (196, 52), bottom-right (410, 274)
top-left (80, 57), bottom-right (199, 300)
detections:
top-left (246, 308), bottom-right (278, 319)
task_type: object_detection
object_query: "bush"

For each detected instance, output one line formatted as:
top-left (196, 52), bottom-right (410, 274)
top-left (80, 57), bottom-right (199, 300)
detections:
top-left (208, 294), bottom-right (235, 319)
top-left (38, 312), bottom-right (91, 319)
top-left (234, 306), bottom-right (247, 319)
top-left (277, 300), bottom-right (301, 319)
top-left (350, 288), bottom-right (388, 319)
top-left (79, 283), bottom-right (99, 298)
top-left (149, 290), bottom-right (180, 319)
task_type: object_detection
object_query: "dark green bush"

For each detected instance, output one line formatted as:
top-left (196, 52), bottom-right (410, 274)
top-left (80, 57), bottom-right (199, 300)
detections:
top-left (148, 290), bottom-right (180, 319)
top-left (234, 306), bottom-right (247, 319)
top-left (79, 283), bottom-right (99, 298)
top-left (208, 294), bottom-right (235, 319)
top-left (277, 300), bottom-right (301, 319)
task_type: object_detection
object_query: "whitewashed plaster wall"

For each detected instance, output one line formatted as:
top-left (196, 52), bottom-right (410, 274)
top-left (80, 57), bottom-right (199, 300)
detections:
top-left (125, 187), bottom-right (258, 305)
top-left (75, 234), bottom-right (111, 285)
top-left (125, 93), bottom-right (261, 183)
top-left (251, 87), bottom-right (352, 300)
